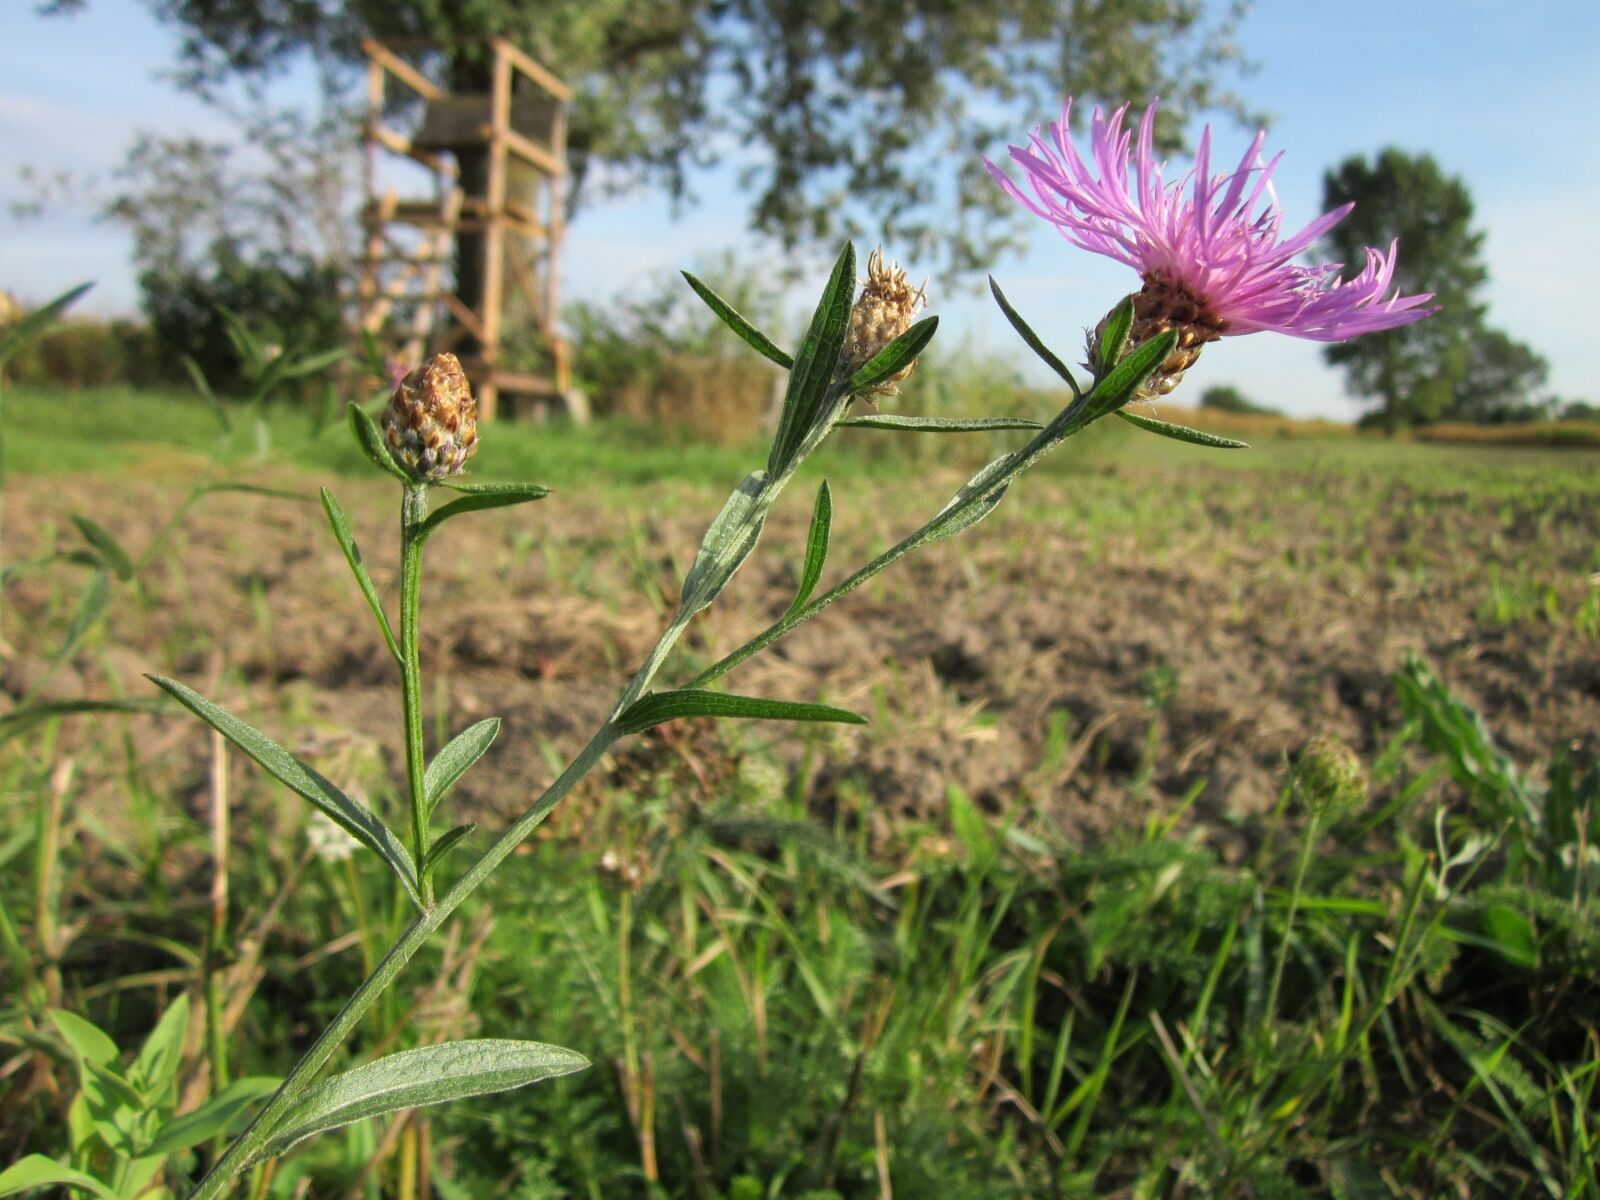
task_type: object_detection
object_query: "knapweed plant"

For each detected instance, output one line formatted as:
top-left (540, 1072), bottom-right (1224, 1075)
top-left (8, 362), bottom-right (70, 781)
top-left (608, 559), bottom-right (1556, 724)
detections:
top-left (132, 98), bottom-right (1428, 1197)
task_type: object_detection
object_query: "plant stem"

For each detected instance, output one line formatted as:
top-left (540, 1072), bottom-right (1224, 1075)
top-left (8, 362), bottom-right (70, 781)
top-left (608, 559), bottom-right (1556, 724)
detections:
top-left (399, 484), bottom-right (432, 901)
top-left (188, 719), bottom-right (623, 1199)
top-left (1263, 812), bottom-right (1317, 1033)
top-left (205, 729), bottom-right (232, 1158)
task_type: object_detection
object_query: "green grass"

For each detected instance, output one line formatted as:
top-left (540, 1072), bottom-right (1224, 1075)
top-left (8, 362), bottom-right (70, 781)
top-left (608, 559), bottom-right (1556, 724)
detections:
top-left (4, 385), bottom-right (1600, 1197)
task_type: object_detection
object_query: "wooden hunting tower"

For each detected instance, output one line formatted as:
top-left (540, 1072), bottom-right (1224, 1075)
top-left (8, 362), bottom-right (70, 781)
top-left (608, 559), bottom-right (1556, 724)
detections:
top-left (358, 37), bottom-right (582, 421)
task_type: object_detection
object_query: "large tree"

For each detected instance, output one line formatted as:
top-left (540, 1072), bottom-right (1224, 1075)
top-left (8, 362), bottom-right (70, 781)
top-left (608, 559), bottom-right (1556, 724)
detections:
top-left (50, 0), bottom-right (1251, 277)
top-left (1321, 149), bottom-right (1546, 428)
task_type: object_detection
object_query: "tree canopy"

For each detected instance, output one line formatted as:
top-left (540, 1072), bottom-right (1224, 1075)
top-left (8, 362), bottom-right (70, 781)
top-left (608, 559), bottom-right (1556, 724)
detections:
top-left (1321, 149), bottom-right (1547, 427)
top-left (70, 0), bottom-right (1253, 275)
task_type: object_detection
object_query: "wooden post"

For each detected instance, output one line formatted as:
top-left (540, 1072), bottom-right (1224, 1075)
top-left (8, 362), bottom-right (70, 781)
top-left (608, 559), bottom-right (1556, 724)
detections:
top-left (549, 100), bottom-right (569, 396)
top-left (479, 40), bottom-right (512, 423)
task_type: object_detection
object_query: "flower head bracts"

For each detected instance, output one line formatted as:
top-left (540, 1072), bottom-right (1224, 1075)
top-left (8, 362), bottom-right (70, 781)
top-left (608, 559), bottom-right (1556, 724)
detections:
top-left (986, 99), bottom-right (1436, 344)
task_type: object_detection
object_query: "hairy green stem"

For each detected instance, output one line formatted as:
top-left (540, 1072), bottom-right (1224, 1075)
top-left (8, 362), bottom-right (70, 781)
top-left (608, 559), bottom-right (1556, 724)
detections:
top-left (188, 721), bottom-right (622, 1199)
top-left (188, 568), bottom-right (712, 1198)
top-left (399, 485), bottom-right (432, 900)
top-left (1263, 812), bottom-right (1317, 1031)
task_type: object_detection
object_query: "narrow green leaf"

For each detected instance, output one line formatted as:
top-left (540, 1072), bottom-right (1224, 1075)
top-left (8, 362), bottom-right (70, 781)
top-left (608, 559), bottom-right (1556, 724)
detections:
top-left (58, 573), bottom-right (110, 660)
top-left (254, 1040), bottom-right (590, 1162)
top-left (989, 277), bottom-right (1082, 397)
top-left (679, 469), bottom-right (769, 614)
top-left (769, 243), bottom-right (856, 475)
top-left (48, 1010), bottom-right (118, 1066)
top-left (280, 347), bottom-right (347, 380)
top-left (181, 353), bottom-right (231, 432)
top-left (681, 272), bottom-right (793, 369)
top-left (787, 481), bottom-right (832, 615)
top-left (201, 482), bottom-right (312, 503)
top-left (418, 483), bottom-right (551, 541)
top-left (0, 283), bottom-right (93, 368)
top-left (1095, 295), bottom-right (1135, 377)
top-left (1115, 410), bottom-right (1250, 449)
top-left (844, 315), bottom-right (939, 396)
top-left (131, 994), bottom-right (189, 1098)
top-left (146, 675), bottom-right (422, 908)
top-left (217, 307), bottom-right (263, 375)
top-left (928, 483), bottom-right (1010, 543)
top-left (616, 688), bottom-right (866, 735)
top-left (0, 698), bottom-right (167, 745)
top-left (1483, 903), bottom-right (1538, 968)
top-left (360, 328), bottom-right (389, 378)
top-left (321, 489), bottom-right (400, 662)
top-left (347, 403), bottom-right (411, 484)
top-left (69, 516), bottom-right (134, 582)
top-left (0, 1155), bottom-right (115, 1199)
top-left (424, 718), bottom-right (501, 815)
top-left (837, 414), bottom-right (1042, 433)
top-left (423, 824), bottom-right (476, 873)
top-left (1086, 330), bottom-right (1179, 417)
top-left (144, 1077), bottom-right (281, 1157)
top-left (436, 478), bottom-right (550, 495)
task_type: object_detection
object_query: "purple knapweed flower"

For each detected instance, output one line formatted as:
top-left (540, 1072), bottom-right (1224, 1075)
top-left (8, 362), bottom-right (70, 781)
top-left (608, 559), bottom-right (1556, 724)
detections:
top-left (986, 99), bottom-right (1435, 394)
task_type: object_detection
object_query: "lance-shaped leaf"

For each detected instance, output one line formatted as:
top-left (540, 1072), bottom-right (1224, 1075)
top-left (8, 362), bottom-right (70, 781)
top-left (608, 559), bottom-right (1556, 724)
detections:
top-left (1116, 410), bottom-right (1249, 449)
top-left (280, 347), bottom-right (347, 381)
top-left (0, 1155), bottom-right (114, 1200)
top-left (924, 455), bottom-right (1013, 543)
top-left (424, 718), bottom-right (501, 815)
top-left (679, 469), bottom-right (769, 614)
top-left (145, 1077), bottom-right (281, 1157)
top-left (252, 1040), bottom-right (590, 1162)
top-left (0, 698), bottom-right (167, 745)
top-left (1094, 294), bottom-right (1136, 378)
top-left (0, 282), bottom-right (92, 367)
top-left (837, 414), bottom-right (1042, 433)
top-left (616, 688), bottom-right (866, 734)
top-left (989, 277), bottom-right (1082, 397)
top-left (202, 482), bottom-right (311, 503)
top-left (682, 272), bottom-right (793, 369)
top-left (844, 315), bottom-right (939, 396)
top-left (346, 403), bottom-right (411, 484)
top-left (418, 483), bottom-right (550, 541)
top-left (130, 994), bottom-right (189, 1098)
top-left (787, 481), bottom-right (831, 615)
top-left (147, 675), bottom-right (421, 908)
top-left (321, 489), bottom-right (399, 662)
top-left (1085, 329), bottom-right (1179, 418)
top-left (423, 823), bottom-right (476, 874)
top-left (769, 243), bottom-right (855, 475)
top-left (181, 353), bottom-right (232, 432)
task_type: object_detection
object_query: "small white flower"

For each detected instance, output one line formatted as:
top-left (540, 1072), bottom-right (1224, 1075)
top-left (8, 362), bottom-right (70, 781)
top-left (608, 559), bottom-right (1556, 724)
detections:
top-left (306, 810), bottom-right (360, 864)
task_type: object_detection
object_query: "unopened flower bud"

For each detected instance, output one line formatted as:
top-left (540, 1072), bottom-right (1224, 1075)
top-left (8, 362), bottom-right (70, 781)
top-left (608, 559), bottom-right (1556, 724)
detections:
top-left (1090, 270), bottom-right (1226, 400)
top-left (382, 353), bottom-right (479, 480)
top-left (1291, 736), bottom-right (1367, 818)
top-left (838, 246), bottom-right (927, 395)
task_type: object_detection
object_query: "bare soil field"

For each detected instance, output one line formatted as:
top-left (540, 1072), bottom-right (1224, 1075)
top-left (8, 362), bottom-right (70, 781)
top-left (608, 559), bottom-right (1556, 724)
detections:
top-left (7, 435), bottom-right (1596, 859)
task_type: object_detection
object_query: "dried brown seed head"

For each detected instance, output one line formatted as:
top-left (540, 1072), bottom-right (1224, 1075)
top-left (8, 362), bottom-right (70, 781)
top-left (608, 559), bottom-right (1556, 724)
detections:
top-left (839, 246), bottom-right (928, 396)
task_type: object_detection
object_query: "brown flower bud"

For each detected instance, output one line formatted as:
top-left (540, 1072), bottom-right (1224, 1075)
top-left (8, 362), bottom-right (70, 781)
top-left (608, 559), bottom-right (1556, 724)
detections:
top-left (1090, 269), bottom-right (1227, 400)
top-left (839, 246), bottom-right (928, 396)
top-left (382, 353), bottom-right (479, 480)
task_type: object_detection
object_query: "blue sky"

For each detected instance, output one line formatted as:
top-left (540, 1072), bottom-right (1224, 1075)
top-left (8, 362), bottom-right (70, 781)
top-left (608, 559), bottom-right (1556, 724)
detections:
top-left (4, 1), bottom-right (1596, 417)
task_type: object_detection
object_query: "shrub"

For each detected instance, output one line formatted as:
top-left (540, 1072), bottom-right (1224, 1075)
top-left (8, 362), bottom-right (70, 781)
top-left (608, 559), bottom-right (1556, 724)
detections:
top-left (140, 238), bottom-right (344, 399)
